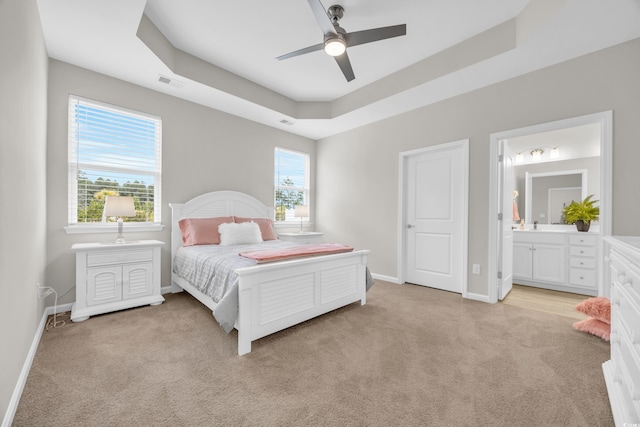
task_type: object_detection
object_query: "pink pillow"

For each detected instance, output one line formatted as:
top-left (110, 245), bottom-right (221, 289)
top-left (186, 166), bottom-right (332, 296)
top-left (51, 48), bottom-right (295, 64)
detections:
top-left (178, 217), bottom-right (234, 246)
top-left (573, 318), bottom-right (610, 341)
top-left (575, 297), bottom-right (611, 324)
top-left (234, 217), bottom-right (277, 241)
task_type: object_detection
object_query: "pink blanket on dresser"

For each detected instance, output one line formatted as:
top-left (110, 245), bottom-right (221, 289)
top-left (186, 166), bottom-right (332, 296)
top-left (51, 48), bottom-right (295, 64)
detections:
top-left (239, 243), bottom-right (354, 263)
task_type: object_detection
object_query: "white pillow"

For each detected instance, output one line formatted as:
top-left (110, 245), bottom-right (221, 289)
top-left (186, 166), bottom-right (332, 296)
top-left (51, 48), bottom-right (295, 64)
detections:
top-left (218, 222), bottom-right (263, 246)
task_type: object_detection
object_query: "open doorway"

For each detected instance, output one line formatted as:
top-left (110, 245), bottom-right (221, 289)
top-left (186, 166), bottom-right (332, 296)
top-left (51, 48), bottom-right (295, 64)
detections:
top-left (488, 111), bottom-right (612, 304)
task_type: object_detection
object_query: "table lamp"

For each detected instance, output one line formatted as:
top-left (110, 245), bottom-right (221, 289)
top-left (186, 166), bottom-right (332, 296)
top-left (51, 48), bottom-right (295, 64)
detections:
top-left (294, 205), bottom-right (308, 233)
top-left (104, 196), bottom-right (136, 243)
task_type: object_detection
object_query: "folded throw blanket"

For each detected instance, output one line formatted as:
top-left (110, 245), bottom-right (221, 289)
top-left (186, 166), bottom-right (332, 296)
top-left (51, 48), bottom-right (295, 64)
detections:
top-left (239, 243), bottom-right (354, 263)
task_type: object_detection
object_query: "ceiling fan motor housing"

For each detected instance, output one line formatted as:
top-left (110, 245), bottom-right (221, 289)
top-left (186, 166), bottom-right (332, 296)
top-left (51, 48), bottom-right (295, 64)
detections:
top-left (328, 5), bottom-right (344, 24)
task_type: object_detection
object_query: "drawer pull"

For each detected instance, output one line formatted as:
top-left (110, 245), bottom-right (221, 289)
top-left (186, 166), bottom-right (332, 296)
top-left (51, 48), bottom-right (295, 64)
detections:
top-left (580, 262), bottom-right (584, 265)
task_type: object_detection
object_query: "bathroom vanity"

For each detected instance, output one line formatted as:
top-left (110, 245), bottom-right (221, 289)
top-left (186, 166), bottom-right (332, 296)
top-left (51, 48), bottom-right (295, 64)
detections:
top-left (513, 229), bottom-right (598, 295)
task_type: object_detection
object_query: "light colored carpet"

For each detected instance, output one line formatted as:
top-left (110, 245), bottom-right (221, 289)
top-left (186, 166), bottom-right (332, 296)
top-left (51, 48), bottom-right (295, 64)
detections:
top-left (14, 281), bottom-right (612, 426)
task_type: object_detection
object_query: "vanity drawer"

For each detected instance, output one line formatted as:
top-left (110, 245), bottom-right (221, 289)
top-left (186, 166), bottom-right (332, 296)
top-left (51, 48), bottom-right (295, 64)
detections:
top-left (569, 268), bottom-right (596, 288)
top-left (569, 234), bottom-right (597, 246)
top-left (570, 257), bottom-right (596, 269)
top-left (570, 246), bottom-right (596, 257)
top-left (87, 248), bottom-right (154, 267)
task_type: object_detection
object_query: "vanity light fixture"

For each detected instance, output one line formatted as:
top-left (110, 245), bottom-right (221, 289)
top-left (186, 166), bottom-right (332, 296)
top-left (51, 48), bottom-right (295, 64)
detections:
top-left (515, 152), bottom-right (524, 164)
top-left (531, 148), bottom-right (544, 161)
top-left (550, 147), bottom-right (560, 159)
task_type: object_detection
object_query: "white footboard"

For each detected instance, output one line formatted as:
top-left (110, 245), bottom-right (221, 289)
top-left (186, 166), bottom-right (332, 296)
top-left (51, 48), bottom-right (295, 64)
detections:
top-left (235, 250), bottom-right (369, 355)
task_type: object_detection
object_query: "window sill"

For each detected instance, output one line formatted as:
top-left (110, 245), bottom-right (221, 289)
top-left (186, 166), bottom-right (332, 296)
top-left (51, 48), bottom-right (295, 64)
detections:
top-left (64, 223), bottom-right (165, 234)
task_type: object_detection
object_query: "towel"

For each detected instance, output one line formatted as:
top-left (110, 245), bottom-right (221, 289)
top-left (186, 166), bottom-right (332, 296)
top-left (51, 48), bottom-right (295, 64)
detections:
top-left (512, 201), bottom-right (520, 221)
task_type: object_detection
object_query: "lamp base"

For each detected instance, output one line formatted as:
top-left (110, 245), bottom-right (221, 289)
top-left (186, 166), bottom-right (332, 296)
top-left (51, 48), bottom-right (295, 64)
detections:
top-left (115, 218), bottom-right (126, 243)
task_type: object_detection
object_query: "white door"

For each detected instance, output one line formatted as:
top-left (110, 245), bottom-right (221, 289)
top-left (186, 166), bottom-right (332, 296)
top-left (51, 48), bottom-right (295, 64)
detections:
top-left (498, 141), bottom-right (516, 299)
top-left (404, 143), bottom-right (466, 293)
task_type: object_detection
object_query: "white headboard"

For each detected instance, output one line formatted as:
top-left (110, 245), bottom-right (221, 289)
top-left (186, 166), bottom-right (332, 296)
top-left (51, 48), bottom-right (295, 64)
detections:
top-left (169, 191), bottom-right (275, 287)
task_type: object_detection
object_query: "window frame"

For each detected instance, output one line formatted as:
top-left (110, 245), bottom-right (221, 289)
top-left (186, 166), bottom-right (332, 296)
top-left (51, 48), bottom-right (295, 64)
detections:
top-left (65, 95), bottom-right (163, 234)
top-left (274, 146), bottom-right (311, 225)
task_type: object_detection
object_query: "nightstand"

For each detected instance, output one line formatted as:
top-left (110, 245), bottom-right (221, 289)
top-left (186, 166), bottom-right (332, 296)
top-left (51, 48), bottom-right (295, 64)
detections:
top-left (71, 240), bottom-right (164, 322)
top-left (278, 232), bottom-right (324, 244)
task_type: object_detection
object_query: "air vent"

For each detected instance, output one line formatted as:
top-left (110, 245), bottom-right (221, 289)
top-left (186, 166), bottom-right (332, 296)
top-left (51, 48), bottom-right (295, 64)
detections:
top-left (158, 74), bottom-right (184, 88)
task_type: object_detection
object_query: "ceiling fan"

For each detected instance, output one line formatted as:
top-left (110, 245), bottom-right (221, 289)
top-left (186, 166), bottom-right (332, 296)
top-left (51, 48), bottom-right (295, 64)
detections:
top-left (276, 0), bottom-right (407, 82)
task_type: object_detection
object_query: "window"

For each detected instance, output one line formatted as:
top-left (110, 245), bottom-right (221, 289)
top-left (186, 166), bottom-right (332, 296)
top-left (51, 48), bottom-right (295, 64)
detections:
top-left (274, 147), bottom-right (310, 222)
top-left (68, 96), bottom-right (162, 228)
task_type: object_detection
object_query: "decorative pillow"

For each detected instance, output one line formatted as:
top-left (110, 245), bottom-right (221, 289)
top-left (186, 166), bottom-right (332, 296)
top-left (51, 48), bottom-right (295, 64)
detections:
top-left (234, 217), bottom-right (277, 241)
top-left (573, 318), bottom-right (611, 341)
top-left (219, 222), bottom-right (263, 246)
top-left (575, 297), bottom-right (611, 324)
top-left (178, 217), bottom-right (234, 246)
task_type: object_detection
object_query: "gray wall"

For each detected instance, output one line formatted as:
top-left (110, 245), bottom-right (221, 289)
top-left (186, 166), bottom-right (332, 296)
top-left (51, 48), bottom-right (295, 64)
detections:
top-left (46, 60), bottom-right (315, 304)
top-left (316, 37), bottom-right (640, 296)
top-left (0, 0), bottom-right (48, 421)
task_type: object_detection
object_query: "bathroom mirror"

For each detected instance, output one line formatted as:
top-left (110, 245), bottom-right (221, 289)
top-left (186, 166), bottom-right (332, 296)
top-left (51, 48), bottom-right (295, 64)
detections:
top-left (525, 170), bottom-right (587, 224)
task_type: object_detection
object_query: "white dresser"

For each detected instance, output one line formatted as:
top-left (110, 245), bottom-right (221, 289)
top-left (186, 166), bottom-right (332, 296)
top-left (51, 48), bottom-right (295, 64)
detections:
top-left (513, 230), bottom-right (599, 295)
top-left (603, 236), bottom-right (640, 426)
top-left (71, 240), bottom-right (164, 322)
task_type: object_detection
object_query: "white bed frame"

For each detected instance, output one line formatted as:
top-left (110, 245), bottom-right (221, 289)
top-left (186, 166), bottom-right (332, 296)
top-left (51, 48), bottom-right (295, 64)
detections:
top-left (169, 191), bottom-right (369, 355)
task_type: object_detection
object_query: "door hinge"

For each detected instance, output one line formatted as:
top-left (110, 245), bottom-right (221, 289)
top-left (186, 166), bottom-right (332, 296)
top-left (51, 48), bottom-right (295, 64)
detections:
top-left (498, 154), bottom-right (504, 162)
top-left (497, 213), bottom-right (503, 221)
top-left (497, 271), bottom-right (503, 279)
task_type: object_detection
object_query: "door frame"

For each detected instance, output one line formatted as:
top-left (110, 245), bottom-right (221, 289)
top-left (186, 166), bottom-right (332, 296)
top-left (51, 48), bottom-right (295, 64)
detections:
top-left (398, 139), bottom-right (469, 297)
top-left (488, 111), bottom-right (612, 303)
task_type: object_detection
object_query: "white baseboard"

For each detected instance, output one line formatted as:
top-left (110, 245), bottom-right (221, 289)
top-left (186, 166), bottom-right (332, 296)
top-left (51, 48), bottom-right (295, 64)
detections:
top-left (464, 292), bottom-right (491, 303)
top-left (2, 308), bottom-right (47, 427)
top-left (371, 273), bottom-right (402, 284)
top-left (2, 302), bottom-right (75, 427)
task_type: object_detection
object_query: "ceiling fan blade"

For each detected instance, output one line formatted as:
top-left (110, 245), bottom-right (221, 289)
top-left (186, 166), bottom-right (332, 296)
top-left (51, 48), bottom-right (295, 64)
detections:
top-left (306, 0), bottom-right (338, 36)
top-left (345, 24), bottom-right (406, 48)
top-left (276, 43), bottom-right (324, 61)
top-left (334, 51), bottom-right (355, 82)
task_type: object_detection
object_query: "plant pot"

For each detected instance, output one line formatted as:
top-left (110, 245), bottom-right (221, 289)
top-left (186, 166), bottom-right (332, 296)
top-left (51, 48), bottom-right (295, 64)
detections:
top-left (575, 220), bottom-right (590, 232)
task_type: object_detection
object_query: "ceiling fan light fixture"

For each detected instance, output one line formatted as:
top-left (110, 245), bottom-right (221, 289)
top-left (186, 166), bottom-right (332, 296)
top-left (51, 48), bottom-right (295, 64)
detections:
top-left (324, 38), bottom-right (346, 56)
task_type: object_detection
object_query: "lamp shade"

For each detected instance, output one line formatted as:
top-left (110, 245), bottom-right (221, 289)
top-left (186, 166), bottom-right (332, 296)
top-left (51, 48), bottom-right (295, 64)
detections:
top-left (294, 205), bottom-right (309, 218)
top-left (104, 196), bottom-right (136, 217)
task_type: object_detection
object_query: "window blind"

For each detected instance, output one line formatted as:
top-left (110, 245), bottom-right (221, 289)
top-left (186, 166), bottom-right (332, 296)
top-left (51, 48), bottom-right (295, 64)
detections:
top-left (68, 95), bottom-right (162, 225)
top-left (274, 147), bottom-right (310, 222)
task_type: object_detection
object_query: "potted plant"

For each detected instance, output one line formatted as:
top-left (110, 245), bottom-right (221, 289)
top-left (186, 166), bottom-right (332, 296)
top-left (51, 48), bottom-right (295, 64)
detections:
top-left (562, 195), bottom-right (599, 232)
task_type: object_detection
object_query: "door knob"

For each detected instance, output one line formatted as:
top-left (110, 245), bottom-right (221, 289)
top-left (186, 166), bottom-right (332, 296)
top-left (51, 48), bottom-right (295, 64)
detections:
top-left (407, 224), bottom-right (415, 228)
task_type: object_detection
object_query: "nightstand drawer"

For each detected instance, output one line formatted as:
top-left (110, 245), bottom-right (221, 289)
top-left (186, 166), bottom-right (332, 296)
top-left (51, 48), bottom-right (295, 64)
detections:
top-left (569, 246), bottom-right (596, 257)
top-left (87, 248), bottom-right (154, 267)
top-left (569, 268), bottom-right (596, 288)
top-left (570, 257), bottom-right (596, 269)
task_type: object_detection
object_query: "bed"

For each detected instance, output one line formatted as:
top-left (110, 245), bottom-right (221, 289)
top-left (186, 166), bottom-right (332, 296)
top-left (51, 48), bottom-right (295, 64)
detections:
top-left (169, 190), bottom-right (370, 355)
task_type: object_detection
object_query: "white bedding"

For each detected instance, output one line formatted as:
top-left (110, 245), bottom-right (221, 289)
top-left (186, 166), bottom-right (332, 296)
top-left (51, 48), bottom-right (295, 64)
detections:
top-left (173, 240), bottom-right (301, 332)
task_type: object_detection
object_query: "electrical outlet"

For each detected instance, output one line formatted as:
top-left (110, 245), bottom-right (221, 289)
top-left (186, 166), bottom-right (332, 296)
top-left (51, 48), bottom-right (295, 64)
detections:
top-left (38, 285), bottom-right (54, 299)
top-left (472, 264), bottom-right (481, 275)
